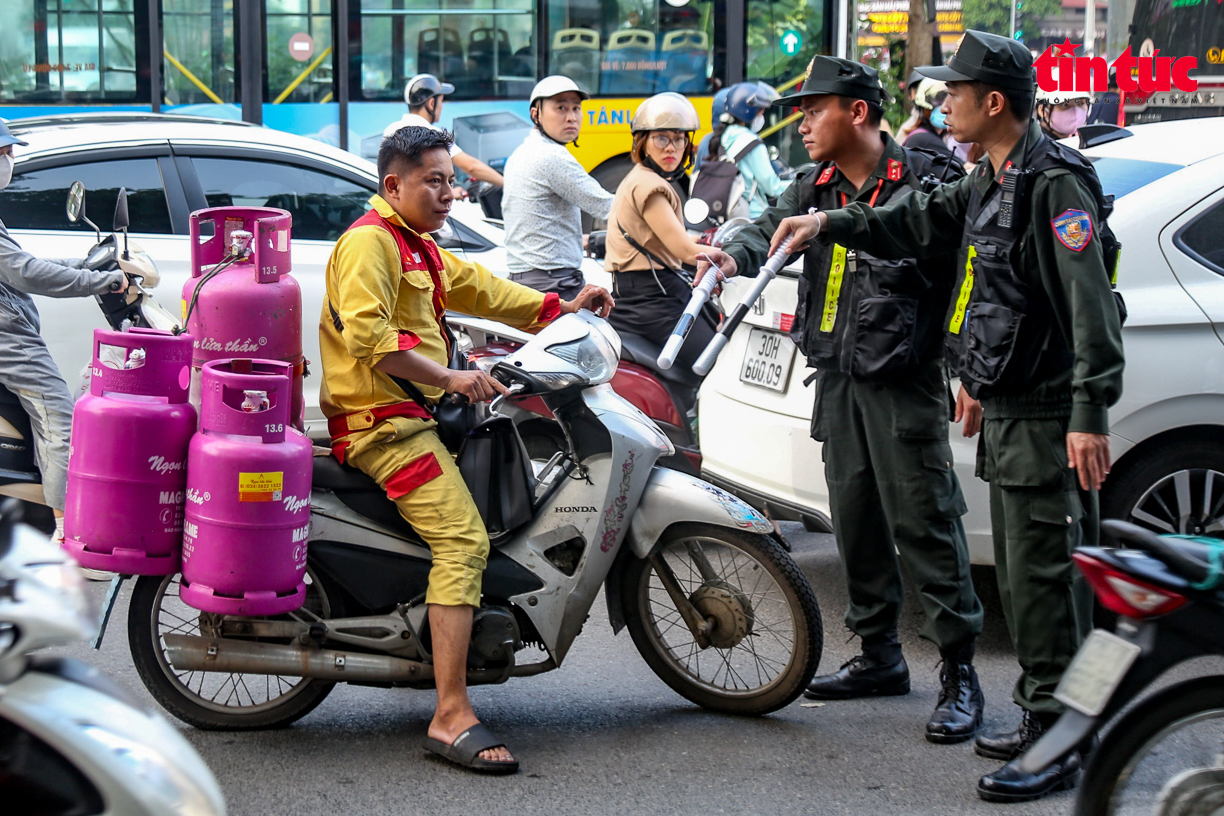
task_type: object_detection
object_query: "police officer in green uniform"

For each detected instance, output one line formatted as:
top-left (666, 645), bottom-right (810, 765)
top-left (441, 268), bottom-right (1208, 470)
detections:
top-left (740, 31), bottom-right (1125, 802)
top-left (697, 57), bottom-right (987, 745)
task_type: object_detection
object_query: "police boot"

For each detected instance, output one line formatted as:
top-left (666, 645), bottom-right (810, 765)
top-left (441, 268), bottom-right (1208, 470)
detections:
top-left (926, 642), bottom-right (984, 744)
top-left (803, 635), bottom-right (909, 700)
top-left (976, 748), bottom-right (1081, 803)
top-left (975, 709), bottom-right (1045, 761)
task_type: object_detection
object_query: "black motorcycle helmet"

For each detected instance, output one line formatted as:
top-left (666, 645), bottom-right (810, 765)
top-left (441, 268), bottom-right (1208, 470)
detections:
top-left (405, 74), bottom-right (455, 108)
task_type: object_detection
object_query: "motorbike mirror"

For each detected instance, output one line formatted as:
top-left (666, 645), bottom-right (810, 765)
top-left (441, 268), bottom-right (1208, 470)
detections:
top-left (66, 181), bottom-right (86, 224)
top-left (684, 198), bottom-right (711, 226)
top-left (113, 188), bottom-right (130, 232)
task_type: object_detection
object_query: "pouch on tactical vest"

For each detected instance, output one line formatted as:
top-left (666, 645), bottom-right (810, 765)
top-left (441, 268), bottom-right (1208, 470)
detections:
top-left (792, 147), bottom-right (965, 381)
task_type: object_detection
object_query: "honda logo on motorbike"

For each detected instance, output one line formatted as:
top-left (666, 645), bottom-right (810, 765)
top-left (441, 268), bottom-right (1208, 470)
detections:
top-left (1036, 39), bottom-right (1199, 94)
top-left (555, 506), bottom-right (598, 514)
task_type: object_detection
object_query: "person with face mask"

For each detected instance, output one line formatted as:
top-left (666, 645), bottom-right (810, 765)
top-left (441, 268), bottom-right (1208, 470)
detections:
top-left (711, 82), bottom-right (791, 218)
top-left (384, 74), bottom-right (504, 188)
top-left (501, 76), bottom-right (614, 299)
top-left (1035, 74), bottom-right (1092, 140)
top-left (903, 78), bottom-right (955, 158)
top-left (0, 119), bottom-right (128, 544)
top-left (605, 93), bottom-right (717, 381)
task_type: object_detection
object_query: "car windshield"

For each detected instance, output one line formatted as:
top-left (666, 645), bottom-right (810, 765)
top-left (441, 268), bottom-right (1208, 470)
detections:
top-left (1089, 157), bottom-right (1184, 200)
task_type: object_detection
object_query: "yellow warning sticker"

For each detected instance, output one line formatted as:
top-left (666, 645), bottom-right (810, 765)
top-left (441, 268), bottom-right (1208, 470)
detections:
top-left (820, 245), bottom-right (847, 333)
top-left (948, 246), bottom-right (977, 335)
top-left (239, 472), bottom-right (283, 503)
top-left (181, 298), bottom-right (187, 323)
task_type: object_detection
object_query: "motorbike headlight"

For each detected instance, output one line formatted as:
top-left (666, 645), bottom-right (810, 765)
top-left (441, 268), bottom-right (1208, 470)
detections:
top-left (546, 335), bottom-right (617, 384)
top-left (80, 726), bottom-right (223, 816)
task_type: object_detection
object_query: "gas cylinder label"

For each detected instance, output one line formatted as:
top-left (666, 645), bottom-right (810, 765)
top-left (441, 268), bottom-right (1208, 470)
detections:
top-left (238, 471), bottom-right (284, 502)
top-left (223, 217), bottom-right (244, 248)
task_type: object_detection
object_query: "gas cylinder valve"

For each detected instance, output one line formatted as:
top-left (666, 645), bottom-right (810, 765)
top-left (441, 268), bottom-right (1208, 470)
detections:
top-left (229, 229), bottom-right (253, 257)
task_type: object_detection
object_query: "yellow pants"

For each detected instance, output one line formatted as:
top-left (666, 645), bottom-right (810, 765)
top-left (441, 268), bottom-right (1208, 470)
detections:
top-left (342, 416), bottom-right (489, 607)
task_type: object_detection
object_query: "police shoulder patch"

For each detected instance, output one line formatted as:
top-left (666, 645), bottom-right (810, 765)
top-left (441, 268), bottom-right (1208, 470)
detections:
top-left (1052, 208), bottom-right (1093, 252)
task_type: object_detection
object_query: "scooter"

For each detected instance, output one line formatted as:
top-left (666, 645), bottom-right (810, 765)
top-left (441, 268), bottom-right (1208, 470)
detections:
top-left (451, 216), bottom-right (754, 480)
top-left (106, 311), bottom-right (823, 730)
top-left (0, 499), bottom-right (226, 815)
top-left (1021, 520), bottom-right (1224, 815)
top-left (0, 183), bottom-right (171, 520)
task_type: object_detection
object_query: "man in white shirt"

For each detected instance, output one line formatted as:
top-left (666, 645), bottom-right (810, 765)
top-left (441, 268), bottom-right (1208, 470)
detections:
top-left (384, 74), bottom-right (504, 188)
top-left (500, 77), bottom-right (613, 298)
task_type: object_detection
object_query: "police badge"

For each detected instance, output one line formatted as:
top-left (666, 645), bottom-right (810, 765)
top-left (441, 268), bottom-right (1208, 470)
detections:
top-left (1052, 208), bottom-right (1093, 251)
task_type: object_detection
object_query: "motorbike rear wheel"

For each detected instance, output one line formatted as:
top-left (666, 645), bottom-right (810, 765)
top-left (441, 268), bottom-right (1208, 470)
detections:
top-left (1076, 675), bottom-right (1224, 816)
top-left (128, 568), bottom-right (340, 730)
top-left (621, 522), bottom-right (822, 716)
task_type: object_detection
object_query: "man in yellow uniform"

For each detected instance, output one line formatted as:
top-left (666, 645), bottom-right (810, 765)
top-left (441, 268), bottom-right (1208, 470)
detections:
top-left (321, 126), bottom-right (613, 774)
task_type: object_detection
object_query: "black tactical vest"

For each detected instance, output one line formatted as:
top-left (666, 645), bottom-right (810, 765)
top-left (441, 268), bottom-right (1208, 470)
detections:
top-left (791, 148), bottom-right (963, 381)
top-left (943, 135), bottom-right (1121, 399)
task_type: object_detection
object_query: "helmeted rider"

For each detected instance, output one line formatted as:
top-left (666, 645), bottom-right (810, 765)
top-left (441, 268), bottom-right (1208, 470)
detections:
top-left (710, 82), bottom-right (790, 218)
top-left (0, 119), bottom-right (128, 543)
top-left (501, 76), bottom-right (614, 299)
top-left (604, 93), bottom-right (718, 385)
top-left (693, 86), bottom-right (732, 171)
top-left (384, 73), bottom-right (505, 188)
top-left (1034, 74), bottom-right (1092, 140)
top-left (902, 78), bottom-right (954, 158)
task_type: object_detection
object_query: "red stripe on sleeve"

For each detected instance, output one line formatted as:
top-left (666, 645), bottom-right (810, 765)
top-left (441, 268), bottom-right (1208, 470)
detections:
top-left (537, 292), bottom-right (562, 324)
top-left (397, 330), bottom-right (421, 350)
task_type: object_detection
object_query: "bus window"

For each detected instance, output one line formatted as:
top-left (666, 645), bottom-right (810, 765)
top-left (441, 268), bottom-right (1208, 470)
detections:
top-left (358, 0), bottom-right (537, 101)
top-left (266, 0), bottom-right (334, 104)
top-left (545, 0), bottom-right (716, 97)
top-left (746, 0), bottom-right (824, 88)
top-left (0, 0), bottom-right (142, 103)
top-left (163, 0), bottom-right (236, 105)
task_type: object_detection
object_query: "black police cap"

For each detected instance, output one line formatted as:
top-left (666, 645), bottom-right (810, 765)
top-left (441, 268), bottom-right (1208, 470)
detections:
top-left (775, 56), bottom-right (885, 106)
top-left (919, 30), bottom-right (1035, 91)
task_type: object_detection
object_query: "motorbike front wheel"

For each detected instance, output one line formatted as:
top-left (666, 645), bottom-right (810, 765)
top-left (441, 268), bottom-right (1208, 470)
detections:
top-left (621, 522), bottom-right (822, 716)
top-left (128, 569), bottom-right (340, 730)
top-left (1076, 675), bottom-right (1224, 816)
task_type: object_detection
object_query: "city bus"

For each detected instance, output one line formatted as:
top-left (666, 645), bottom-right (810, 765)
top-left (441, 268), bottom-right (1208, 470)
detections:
top-left (1124, 0), bottom-right (1224, 123)
top-left (0, 0), bottom-right (830, 187)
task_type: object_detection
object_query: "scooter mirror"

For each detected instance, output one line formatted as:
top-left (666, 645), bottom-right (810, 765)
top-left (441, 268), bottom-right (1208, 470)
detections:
top-left (66, 181), bottom-right (86, 224)
top-left (684, 197), bottom-right (711, 226)
top-left (113, 187), bottom-right (130, 232)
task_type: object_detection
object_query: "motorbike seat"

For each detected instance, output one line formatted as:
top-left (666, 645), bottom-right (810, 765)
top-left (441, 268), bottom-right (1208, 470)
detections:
top-left (618, 332), bottom-right (703, 389)
top-left (311, 455), bottom-right (423, 542)
top-left (1102, 519), bottom-right (1219, 586)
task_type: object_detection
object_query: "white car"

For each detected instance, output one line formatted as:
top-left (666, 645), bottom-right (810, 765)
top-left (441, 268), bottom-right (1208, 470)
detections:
top-left (699, 118), bottom-right (1224, 563)
top-left (1, 112), bottom-right (608, 437)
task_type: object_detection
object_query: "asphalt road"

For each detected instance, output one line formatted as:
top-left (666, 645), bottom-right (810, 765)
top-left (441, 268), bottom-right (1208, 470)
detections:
top-left (51, 524), bottom-right (1195, 816)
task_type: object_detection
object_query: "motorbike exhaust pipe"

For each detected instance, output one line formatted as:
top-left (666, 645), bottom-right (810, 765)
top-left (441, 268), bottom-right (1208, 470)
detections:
top-left (161, 635), bottom-right (558, 684)
top-left (162, 634), bottom-right (434, 684)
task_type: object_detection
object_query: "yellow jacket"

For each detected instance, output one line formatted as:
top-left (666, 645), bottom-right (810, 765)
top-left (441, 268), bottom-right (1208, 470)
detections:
top-left (320, 195), bottom-right (560, 433)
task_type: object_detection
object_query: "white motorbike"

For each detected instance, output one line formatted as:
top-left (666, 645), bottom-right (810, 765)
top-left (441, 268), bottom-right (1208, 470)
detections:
top-left (0, 499), bottom-right (226, 815)
top-left (111, 311), bottom-right (824, 729)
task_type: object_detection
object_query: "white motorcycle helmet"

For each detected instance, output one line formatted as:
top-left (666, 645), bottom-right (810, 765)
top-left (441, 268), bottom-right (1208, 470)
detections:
top-left (529, 75), bottom-right (591, 104)
top-left (630, 92), bottom-right (700, 133)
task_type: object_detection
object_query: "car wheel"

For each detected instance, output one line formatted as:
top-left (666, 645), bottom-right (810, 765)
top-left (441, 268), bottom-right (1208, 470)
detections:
top-left (1102, 437), bottom-right (1224, 538)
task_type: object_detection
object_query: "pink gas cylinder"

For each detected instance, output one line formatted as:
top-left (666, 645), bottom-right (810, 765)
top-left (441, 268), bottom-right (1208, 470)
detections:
top-left (63, 328), bottom-right (196, 574)
top-left (180, 359), bottom-right (312, 616)
top-left (184, 206), bottom-right (305, 429)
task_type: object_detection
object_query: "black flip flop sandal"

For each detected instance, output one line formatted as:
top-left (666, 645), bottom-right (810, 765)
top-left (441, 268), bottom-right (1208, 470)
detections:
top-left (424, 724), bottom-right (520, 775)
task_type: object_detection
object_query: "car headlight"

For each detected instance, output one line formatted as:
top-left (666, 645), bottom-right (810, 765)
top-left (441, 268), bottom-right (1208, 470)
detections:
top-left (80, 726), bottom-right (222, 816)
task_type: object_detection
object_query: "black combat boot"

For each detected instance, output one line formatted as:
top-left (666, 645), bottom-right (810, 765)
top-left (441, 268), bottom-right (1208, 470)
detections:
top-left (804, 635), bottom-right (909, 700)
top-left (926, 642), bottom-right (984, 744)
top-left (975, 709), bottom-right (1044, 761)
top-left (977, 749), bottom-right (1081, 803)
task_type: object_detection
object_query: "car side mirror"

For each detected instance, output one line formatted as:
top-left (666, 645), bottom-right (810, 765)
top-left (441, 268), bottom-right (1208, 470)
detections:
top-left (66, 180), bottom-right (86, 224)
top-left (113, 188), bottom-right (130, 232)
